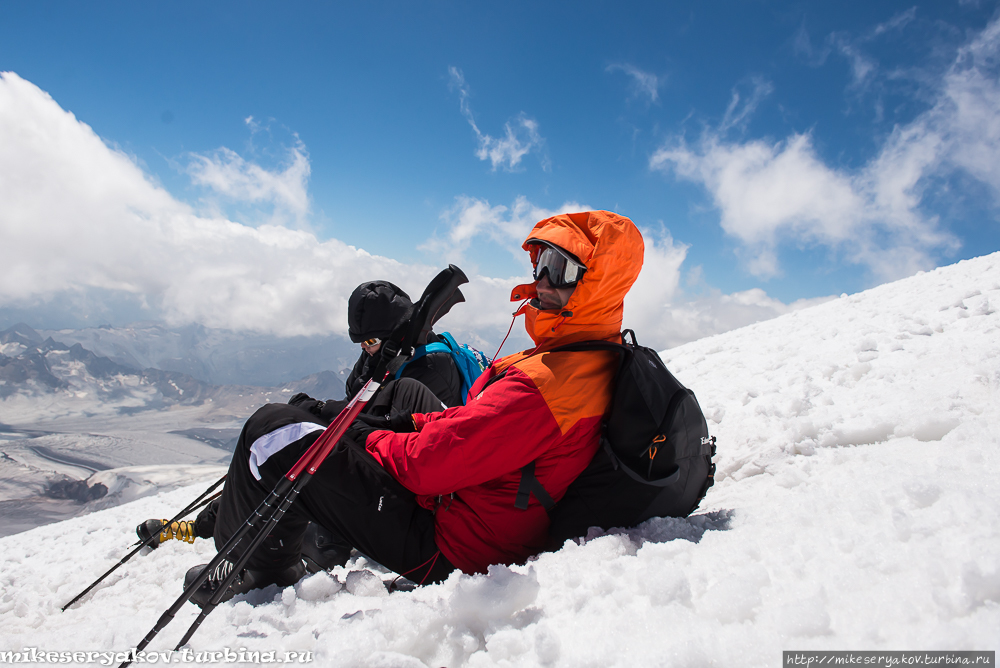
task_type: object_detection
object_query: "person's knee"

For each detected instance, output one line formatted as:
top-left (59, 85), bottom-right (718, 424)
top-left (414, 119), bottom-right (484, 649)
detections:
top-left (240, 403), bottom-right (329, 480)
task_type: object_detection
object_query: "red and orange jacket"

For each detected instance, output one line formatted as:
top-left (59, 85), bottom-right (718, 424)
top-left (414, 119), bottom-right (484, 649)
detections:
top-left (366, 211), bottom-right (645, 573)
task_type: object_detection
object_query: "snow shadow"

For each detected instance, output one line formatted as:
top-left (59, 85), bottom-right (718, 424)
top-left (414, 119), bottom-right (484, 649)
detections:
top-left (586, 508), bottom-right (735, 546)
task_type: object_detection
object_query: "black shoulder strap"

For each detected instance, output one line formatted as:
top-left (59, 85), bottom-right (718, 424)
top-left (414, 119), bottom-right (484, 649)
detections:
top-left (545, 331), bottom-right (635, 376)
top-left (514, 333), bottom-right (634, 513)
top-left (515, 461), bottom-right (555, 511)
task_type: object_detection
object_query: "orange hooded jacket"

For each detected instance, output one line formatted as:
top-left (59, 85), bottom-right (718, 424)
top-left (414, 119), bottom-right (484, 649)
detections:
top-left (367, 211), bottom-right (644, 573)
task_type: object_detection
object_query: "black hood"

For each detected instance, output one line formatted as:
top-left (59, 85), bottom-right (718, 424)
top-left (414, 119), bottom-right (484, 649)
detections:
top-left (347, 281), bottom-right (414, 343)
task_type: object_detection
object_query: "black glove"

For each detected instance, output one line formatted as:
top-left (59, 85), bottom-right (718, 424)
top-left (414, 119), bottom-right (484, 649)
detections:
top-left (356, 412), bottom-right (416, 433)
top-left (344, 411), bottom-right (415, 446)
top-left (290, 394), bottom-right (355, 426)
top-left (288, 392), bottom-right (326, 418)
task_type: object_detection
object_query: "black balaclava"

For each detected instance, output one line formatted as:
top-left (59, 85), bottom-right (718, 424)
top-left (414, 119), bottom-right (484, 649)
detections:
top-left (347, 281), bottom-right (414, 343)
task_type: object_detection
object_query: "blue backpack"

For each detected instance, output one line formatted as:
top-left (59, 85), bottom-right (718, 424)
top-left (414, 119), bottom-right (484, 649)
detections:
top-left (394, 332), bottom-right (491, 404)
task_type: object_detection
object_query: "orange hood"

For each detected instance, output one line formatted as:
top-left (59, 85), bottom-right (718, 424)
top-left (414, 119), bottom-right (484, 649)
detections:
top-left (510, 210), bottom-right (644, 347)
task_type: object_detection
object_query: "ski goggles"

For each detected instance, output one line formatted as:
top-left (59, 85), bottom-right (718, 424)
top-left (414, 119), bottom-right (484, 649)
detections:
top-left (531, 244), bottom-right (586, 288)
top-left (361, 337), bottom-right (381, 348)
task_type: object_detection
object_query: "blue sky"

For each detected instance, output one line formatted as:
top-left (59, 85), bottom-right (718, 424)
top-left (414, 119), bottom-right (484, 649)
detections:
top-left (1, 1), bottom-right (999, 350)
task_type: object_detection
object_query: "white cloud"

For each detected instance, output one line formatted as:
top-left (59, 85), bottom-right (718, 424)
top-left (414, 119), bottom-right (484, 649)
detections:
top-left (0, 71), bottom-right (833, 355)
top-left (652, 132), bottom-right (879, 277)
top-left (719, 77), bottom-right (774, 133)
top-left (419, 195), bottom-right (589, 267)
top-left (651, 14), bottom-right (1000, 282)
top-left (607, 64), bottom-right (662, 103)
top-left (793, 22), bottom-right (831, 66)
top-left (183, 138), bottom-right (311, 228)
top-left (872, 7), bottom-right (917, 37)
top-left (622, 230), bottom-right (688, 335)
top-left (798, 9), bottom-right (916, 92)
top-left (636, 285), bottom-right (834, 351)
top-left (448, 67), bottom-right (547, 172)
top-left (833, 36), bottom-right (878, 89)
top-left (937, 14), bottom-right (1000, 193)
top-left (621, 228), bottom-right (835, 351)
top-left (0, 71), bottom-right (490, 339)
top-left (421, 196), bottom-right (813, 351)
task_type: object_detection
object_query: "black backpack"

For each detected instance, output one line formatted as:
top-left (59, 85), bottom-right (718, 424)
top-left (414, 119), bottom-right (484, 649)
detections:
top-left (514, 330), bottom-right (717, 547)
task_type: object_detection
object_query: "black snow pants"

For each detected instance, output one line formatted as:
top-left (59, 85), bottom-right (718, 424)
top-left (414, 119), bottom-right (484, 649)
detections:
top-left (212, 378), bottom-right (455, 584)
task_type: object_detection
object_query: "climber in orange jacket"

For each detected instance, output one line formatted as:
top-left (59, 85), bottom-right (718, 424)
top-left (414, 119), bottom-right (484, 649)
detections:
top-left (186, 211), bottom-right (644, 604)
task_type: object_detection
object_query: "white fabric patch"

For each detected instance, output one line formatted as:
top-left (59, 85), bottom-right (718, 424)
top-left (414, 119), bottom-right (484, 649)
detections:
top-left (248, 422), bottom-right (326, 481)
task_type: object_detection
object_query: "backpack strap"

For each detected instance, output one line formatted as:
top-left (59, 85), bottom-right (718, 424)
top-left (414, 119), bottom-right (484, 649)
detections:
top-left (513, 337), bottom-right (629, 512)
top-left (437, 331), bottom-right (475, 400)
top-left (393, 342), bottom-right (451, 379)
top-left (515, 461), bottom-right (555, 511)
top-left (395, 332), bottom-right (487, 405)
top-left (545, 337), bottom-right (633, 378)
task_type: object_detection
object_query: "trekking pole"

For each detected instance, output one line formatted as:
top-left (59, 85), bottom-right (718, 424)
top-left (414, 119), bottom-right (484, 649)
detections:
top-left (170, 379), bottom-right (379, 650)
top-left (119, 264), bottom-right (470, 666)
top-left (62, 475), bottom-right (227, 611)
top-left (118, 379), bottom-right (380, 667)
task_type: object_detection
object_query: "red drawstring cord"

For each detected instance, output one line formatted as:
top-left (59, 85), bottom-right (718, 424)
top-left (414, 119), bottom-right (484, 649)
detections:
top-left (391, 549), bottom-right (443, 589)
top-left (551, 311), bottom-right (570, 335)
top-left (416, 551), bottom-right (441, 585)
top-left (492, 299), bottom-right (529, 365)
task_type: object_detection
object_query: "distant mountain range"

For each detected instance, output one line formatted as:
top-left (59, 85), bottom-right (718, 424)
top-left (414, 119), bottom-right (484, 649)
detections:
top-left (0, 323), bottom-right (357, 536)
top-left (34, 321), bottom-right (361, 388)
top-left (0, 323), bottom-right (354, 410)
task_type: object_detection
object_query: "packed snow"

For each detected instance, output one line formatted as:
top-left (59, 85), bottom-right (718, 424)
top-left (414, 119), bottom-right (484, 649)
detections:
top-left (1, 253), bottom-right (998, 666)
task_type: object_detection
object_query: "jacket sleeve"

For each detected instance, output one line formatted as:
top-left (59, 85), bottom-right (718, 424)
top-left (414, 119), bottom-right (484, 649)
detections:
top-left (365, 366), bottom-right (562, 495)
top-left (344, 351), bottom-right (371, 398)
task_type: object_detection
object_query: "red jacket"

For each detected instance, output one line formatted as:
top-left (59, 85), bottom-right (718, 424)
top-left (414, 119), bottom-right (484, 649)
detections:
top-left (366, 211), bottom-right (645, 573)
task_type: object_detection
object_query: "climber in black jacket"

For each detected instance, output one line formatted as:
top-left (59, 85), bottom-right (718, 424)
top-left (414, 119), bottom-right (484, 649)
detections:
top-left (344, 280), bottom-right (463, 409)
top-left (136, 279), bottom-right (465, 573)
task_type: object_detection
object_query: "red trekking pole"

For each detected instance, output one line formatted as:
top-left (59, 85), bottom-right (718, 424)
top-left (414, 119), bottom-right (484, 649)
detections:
top-left (119, 378), bottom-right (380, 667)
top-left (119, 264), bottom-right (469, 666)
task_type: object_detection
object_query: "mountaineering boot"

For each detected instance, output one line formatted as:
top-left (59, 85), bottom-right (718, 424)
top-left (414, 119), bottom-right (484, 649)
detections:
top-left (300, 522), bottom-right (353, 573)
top-left (183, 559), bottom-right (306, 608)
top-left (136, 519), bottom-right (197, 549)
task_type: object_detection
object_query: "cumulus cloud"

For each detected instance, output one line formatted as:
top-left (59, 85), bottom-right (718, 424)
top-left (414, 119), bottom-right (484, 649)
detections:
top-left (419, 195), bottom-right (589, 266)
top-left (652, 132), bottom-right (882, 278)
top-left (448, 67), bottom-right (548, 172)
top-left (183, 131), bottom-right (311, 228)
top-left (421, 197), bottom-right (809, 351)
top-left (0, 71), bottom-right (830, 354)
top-left (0, 71), bottom-right (516, 342)
top-left (651, 14), bottom-right (1000, 281)
top-left (621, 226), bottom-right (831, 349)
top-left (639, 286), bottom-right (834, 351)
top-left (606, 64), bottom-right (662, 103)
top-left (936, 15), bottom-right (1000, 193)
top-left (622, 230), bottom-right (688, 333)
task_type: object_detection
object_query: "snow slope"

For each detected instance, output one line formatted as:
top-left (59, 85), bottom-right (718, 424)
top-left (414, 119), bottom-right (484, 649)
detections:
top-left (1, 253), bottom-right (998, 666)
